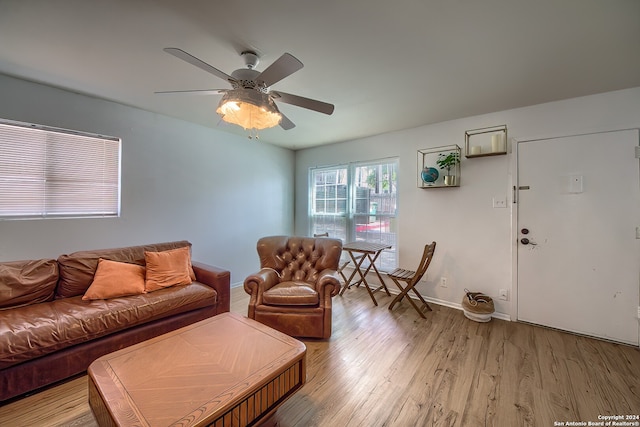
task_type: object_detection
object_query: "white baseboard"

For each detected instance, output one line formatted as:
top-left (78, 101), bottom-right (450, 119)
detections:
top-left (385, 288), bottom-right (512, 321)
top-left (234, 278), bottom-right (511, 321)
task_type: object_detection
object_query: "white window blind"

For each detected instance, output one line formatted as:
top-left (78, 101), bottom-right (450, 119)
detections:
top-left (0, 119), bottom-right (121, 219)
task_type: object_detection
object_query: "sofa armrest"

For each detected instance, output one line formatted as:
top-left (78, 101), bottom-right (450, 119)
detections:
top-left (191, 261), bottom-right (231, 314)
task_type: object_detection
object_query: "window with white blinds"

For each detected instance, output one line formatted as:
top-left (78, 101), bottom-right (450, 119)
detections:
top-left (0, 119), bottom-right (121, 219)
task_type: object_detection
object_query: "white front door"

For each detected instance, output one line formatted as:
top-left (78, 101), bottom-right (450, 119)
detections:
top-left (516, 129), bottom-right (640, 345)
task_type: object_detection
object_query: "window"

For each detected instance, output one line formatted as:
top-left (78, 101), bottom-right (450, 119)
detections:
top-left (310, 158), bottom-right (398, 271)
top-left (0, 119), bottom-right (121, 219)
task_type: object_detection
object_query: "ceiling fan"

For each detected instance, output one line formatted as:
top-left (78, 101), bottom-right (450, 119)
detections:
top-left (156, 48), bottom-right (334, 131)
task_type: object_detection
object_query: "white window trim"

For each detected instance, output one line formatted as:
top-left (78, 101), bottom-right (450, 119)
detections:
top-left (309, 157), bottom-right (398, 271)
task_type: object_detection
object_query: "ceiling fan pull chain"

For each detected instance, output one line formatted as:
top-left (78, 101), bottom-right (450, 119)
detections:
top-left (247, 128), bottom-right (260, 140)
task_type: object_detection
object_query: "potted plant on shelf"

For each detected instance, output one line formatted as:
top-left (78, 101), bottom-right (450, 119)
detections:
top-left (436, 151), bottom-right (460, 186)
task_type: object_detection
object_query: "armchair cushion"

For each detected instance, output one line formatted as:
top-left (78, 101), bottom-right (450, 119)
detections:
top-left (263, 282), bottom-right (319, 306)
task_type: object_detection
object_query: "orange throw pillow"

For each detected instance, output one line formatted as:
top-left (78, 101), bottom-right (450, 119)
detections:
top-left (82, 259), bottom-right (146, 300)
top-left (144, 246), bottom-right (193, 292)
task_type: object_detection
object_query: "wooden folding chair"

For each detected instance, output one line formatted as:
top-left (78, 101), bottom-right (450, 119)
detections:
top-left (314, 233), bottom-right (363, 284)
top-left (386, 242), bottom-right (436, 318)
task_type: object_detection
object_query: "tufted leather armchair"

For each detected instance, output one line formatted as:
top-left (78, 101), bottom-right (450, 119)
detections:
top-left (244, 236), bottom-right (343, 339)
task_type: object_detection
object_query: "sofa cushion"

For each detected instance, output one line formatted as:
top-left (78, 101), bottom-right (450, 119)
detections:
top-left (144, 247), bottom-right (193, 292)
top-left (82, 259), bottom-right (146, 300)
top-left (56, 241), bottom-right (193, 299)
top-left (0, 281), bottom-right (217, 369)
top-left (0, 259), bottom-right (58, 310)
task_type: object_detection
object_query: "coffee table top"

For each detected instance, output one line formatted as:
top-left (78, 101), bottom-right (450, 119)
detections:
top-left (88, 312), bottom-right (306, 426)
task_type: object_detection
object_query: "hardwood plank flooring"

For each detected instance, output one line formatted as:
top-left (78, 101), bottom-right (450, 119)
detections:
top-left (1, 286), bottom-right (638, 426)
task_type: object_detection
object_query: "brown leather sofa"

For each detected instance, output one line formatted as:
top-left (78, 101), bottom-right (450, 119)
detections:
top-left (0, 241), bottom-right (230, 402)
top-left (244, 236), bottom-right (342, 339)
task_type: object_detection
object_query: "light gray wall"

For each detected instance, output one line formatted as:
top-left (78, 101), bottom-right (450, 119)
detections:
top-left (0, 74), bottom-right (295, 284)
top-left (295, 87), bottom-right (640, 317)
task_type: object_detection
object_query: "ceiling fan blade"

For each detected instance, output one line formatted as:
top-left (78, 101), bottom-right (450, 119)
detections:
top-left (154, 89), bottom-right (227, 95)
top-left (279, 113), bottom-right (296, 130)
top-left (163, 48), bottom-right (234, 83)
top-left (272, 91), bottom-right (334, 115)
top-left (257, 53), bottom-right (303, 87)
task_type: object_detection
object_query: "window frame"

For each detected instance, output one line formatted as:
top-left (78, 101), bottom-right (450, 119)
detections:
top-left (0, 118), bottom-right (121, 220)
top-left (309, 157), bottom-right (398, 271)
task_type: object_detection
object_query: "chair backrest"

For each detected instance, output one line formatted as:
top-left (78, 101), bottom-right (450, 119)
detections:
top-left (412, 242), bottom-right (437, 284)
top-left (256, 236), bottom-right (343, 283)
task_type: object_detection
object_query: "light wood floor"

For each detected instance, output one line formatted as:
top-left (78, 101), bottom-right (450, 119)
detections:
top-left (1, 286), bottom-right (638, 426)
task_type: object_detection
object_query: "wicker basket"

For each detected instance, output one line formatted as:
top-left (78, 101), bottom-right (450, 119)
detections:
top-left (462, 291), bottom-right (495, 323)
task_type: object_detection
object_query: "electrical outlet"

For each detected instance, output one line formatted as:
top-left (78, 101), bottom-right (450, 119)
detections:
top-left (440, 277), bottom-right (448, 288)
top-left (498, 289), bottom-right (509, 301)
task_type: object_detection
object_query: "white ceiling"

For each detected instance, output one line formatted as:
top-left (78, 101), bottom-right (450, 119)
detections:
top-left (1, 0), bottom-right (639, 150)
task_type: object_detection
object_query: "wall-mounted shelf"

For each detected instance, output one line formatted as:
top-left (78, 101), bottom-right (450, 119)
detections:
top-left (465, 125), bottom-right (507, 158)
top-left (417, 145), bottom-right (461, 188)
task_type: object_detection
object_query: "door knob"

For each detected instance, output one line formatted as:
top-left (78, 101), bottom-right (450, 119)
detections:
top-left (521, 238), bottom-right (530, 245)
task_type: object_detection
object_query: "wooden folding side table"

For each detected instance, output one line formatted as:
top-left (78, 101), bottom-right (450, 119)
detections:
top-left (339, 241), bottom-right (391, 306)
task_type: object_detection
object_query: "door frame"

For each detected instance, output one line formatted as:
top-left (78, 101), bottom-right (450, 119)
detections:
top-left (511, 126), bottom-right (640, 344)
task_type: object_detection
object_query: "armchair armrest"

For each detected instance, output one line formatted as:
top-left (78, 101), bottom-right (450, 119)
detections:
top-left (244, 268), bottom-right (280, 318)
top-left (243, 268), bottom-right (280, 295)
top-left (192, 261), bottom-right (231, 314)
top-left (316, 269), bottom-right (342, 298)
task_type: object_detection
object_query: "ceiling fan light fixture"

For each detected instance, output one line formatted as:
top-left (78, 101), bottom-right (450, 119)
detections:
top-left (216, 89), bottom-right (282, 130)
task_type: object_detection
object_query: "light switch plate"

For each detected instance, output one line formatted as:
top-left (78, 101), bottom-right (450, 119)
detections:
top-left (568, 175), bottom-right (584, 193)
top-left (493, 197), bottom-right (507, 208)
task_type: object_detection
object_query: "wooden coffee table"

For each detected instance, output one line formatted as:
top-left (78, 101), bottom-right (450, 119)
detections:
top-left (88, 312), bottom-right (306, 427)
